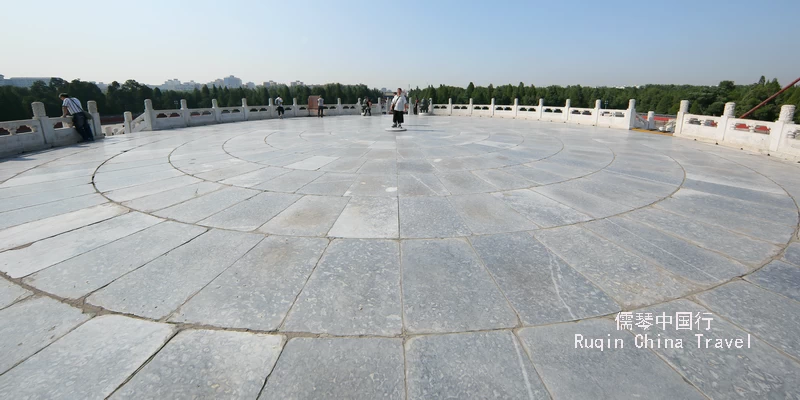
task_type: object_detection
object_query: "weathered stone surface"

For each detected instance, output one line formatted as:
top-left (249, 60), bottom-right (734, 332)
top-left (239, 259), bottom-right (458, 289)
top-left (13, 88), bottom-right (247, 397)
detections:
top-left (399, 196), bottom-right (471, 238)
top-left (283, 239), bottom-right (401, 335)
top-left (0, 315), bottom-right (175, 400)
top-left (784, 242), bottom-right (800, 266)
top-left (0, 212), bottom-right (162, 278)
top-left (406, 330), bottom-right (549, 399)
top-left (328, 196), bottom-right (398, 238)
top-left (171, 236), bottom-right (327, 330)
top-left (397, 173), bottom-right (450, 196)
top-left (471, 168), bottom-right (532, 190)
top-left (219, 166), bottom-right (288, 187)
top-left (401, 239), bottom-right (518, 333)
top-left (252, 169), bottom-right (323, 192)
top-left (260, 195), bottom-right (349, 236)
top-left (345, 174), bottom-right (398, 196)
top-left (436, 171), bottom-right (497, 194)
top-left (634, 299), bottom-right (800, 399)
top-left (494, 189), bottom-right (591, 228)
top-left (112, 330), bottom-right (283, 399)
top-left (0, 278), bottom-right (31, 309)
top-left (533, 226), bottom-right (695, 308)
top-left (0, 297), bottom-right (90, 374)
top-left (448, 193), bottom-right (536, 234)
top-left (261, 338), bottom-right (404, 400)
top-left (285, 155), bottom-right (339, 170)
top-left (745, 260), bottom-right (800, 302)
top-left (471, 232), bottom-right (620, 325)
top-left (584, 217), bottom-right (748, 285)
top-left (532, 182), bottom-right (632, 218)
top-left (296, 172), bottom-right (356, 195)
top-left (517, 319), bottom-right (706, 399)
top-left (24, 221), bottom-right (206, 299)
top-left (87, 230), bottom-right (262, 319)
top-left (154, 186), bottom-right (259, 223)
top-left (198, 192), bottom-right (300, 230)
top-left (122, 181), bottom-right (222, 212)
top-left (0, 183), bottom-right (97, 213)
top-left (695, 281), bottom-right (800, 359)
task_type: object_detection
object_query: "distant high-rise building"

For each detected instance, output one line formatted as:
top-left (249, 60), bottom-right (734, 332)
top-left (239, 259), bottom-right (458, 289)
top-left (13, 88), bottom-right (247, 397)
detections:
top-left (262, 80), bottom-right (277, 88)
top-left (246, 82), bottom-right (256, 89)
top-left (223, 75), bottom-right (243, 88)
top-left (0, 74), bottom-right (51, 88)
top-left (289, 80), bottom-right (304, 87)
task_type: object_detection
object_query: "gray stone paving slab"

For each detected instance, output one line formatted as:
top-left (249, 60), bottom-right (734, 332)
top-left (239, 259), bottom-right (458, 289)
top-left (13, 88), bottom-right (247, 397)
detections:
top-left (628, 207), bottom-right (781, 266)
top-left (122, 181), bottom-right (222, 212)
top-left (0, 183), bottom-right (98, 213)
top-left (87, 229), bottom-right (262, 319)
top-left (296, 172), bottom-right (357, 195)
top-left (259, 195), bottom-right (349, 236)
top-left (471, 232), bottom-right (620, 325)
top-left (785, 242), bottom-right (800, 266)
top-left (471, 168), bottom-right (532, 190)
top-left (406, 330), bottom-right (549, 399)
top-left (112, 330), bottom-right (284, 400)
top-left (252, 169), bottom-right (323, 192)
top-left (94, 169), bottom-right (184, 192)
top-left (570, 171), bottom-right (675, 208)
top-left (401, 239), bottom-right (518, 333)
top-left (170, 236), bottom-right (327, 330)
top-left (198, 192), bottom-right (301, 230)
top-left (0, 211), bottom-right (161, 278)
top-left (284, 155), bottom-right (339, 170)
top-left (503, 164), bottom-right (570, 185)
top-left (397, 159), bottom-right (436, 174)
top-left (532, 182), bottom-right (633, 218)
top-left (0, 278), bottom-right (31, 309)
top-left (399, 196), bottom-right (471, 238)
top-left (0, 176), bottom-right (91, 199)
top-left (345, 174), bottom-right (398, 196)
top-left (260, 338), bottom-right (404, 400)
top-left (319, 157), bottom-right (367, 173)
top-left (218, 166), bottom-right (288, 187)
top-left (494, 189), bottom-right (591, 228)
top-left (283, 239), bottom-right (401, 335)
top-left (695, 281), bottom-right (800, 359)
top-left (517, 319), bottom-right (706, 399)
top-left (0, 193), bottom-right (108, 230)
top-left (397, 173), bottom-right (450, 196)
top-left (605, 161), bottom-right (685, 186)
top-left (634, 299), bottom-right (800, 399)
top-left (328, 196), bottom-right (398, 238)
top-left (436, 171), bottom-right (498, 194)
top-left (0, 297), bottom-right (90, 374)
top-left (24, 221), bottom-right (207, 299)
top-left (533, 226), bottom-right (695, 308)
top-left (682, 178), bottom-right (797, 210)
top-left (357, 159), bottom-right (397, 174)
top-left (448, 193), bottom-right (537, 234)
top-left (655, 189), bottom-right (796, 244)
top-left (103, 175), bottom-right (201, 203)
top-left (585, 217), bottom-right (748, 285)
top-left (154, 186), bottom-right (259, 223)
top-left (0, 315), bottom-right (175, 400)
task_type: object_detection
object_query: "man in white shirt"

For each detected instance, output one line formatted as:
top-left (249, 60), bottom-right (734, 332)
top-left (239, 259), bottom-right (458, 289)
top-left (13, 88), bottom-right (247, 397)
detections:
top-left (59, 93), bottom-right (94, 142)
top-left (275, 96), bottom-right (284, 119)
top-left (317, 96), bottom-right (324, 118)
top-left (390, 88), bottom-right (408, 128)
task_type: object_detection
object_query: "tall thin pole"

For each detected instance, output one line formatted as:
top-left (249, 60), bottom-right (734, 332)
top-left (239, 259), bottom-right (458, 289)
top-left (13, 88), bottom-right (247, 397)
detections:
top-left (739, 76), bottom-right (800, 119)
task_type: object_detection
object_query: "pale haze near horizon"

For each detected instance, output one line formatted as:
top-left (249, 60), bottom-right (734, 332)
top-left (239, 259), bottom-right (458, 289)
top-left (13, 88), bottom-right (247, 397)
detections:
top-left (2, 0), bottom-right (798, 90)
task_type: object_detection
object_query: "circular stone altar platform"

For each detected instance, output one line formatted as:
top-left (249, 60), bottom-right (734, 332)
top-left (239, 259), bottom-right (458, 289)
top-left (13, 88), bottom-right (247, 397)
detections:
top-left (1, 114), bottom-right (799, 398)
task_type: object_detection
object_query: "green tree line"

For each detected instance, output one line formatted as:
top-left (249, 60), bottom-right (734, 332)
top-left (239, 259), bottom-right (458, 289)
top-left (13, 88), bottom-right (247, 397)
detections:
top-left (408, 76), bottom-right (800, 123)
top-left (0, 79), bottom-right (382, 122)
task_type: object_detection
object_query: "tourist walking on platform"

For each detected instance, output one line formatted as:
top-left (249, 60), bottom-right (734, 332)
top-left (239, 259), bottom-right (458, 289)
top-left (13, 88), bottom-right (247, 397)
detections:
top-left (275, 96), bottom-right (285, 118)
top-left (390, 88), bottom-right (408, 128)
top-left (59, 93), bottom-right (93, 142)
top-left (317, 96), bottom-right (324, 117)
top-left (414, 99), bottom-right (419, 115)
top-left (362, 98), bottom-right (372, 116)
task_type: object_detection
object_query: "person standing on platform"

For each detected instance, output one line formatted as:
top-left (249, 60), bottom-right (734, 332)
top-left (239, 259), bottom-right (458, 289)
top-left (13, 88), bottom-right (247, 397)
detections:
top-left (275, 96), bottom-right (284, 119)
top-left (59, 93), bottom-right (93, 142)
top-left (317, 96), bottom-right (324, 118)
top-left (414, 99), bottom-right (419, 115)
top-left (390, 88), bottom-right (408, 128)
top-left (363, 98), bottom-right (372, 116)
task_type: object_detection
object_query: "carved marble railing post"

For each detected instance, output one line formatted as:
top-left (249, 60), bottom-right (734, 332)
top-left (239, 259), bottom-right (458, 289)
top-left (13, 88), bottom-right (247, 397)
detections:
top-left (211, 99), bottom-right (221, 122)
top-left (513, 98), bottom-right (519, 118)
top-left (448, 98), bottom-right (453, 116)
top-left (143, 99), bottom-right (155, 130)
top-left (626, 99), bottom-right (637, 130)
top-left (647, 111), bottom-right (656, 130)
top-left (490, 98), bottom-right (495, 118)
top-left (772, 104), bottom-right (797, 152)
top-left (537, 98), bottom-right (544, 121)
top-left (242, 98), bottom-right (249, 121)
top-left (337, 98), bottom-right (342, 116)
top-left (268, 98), bottom-right (275, 118)
top-left (87, 101), bottom-right (101, 138)
top-left (429, 98), bottom-right (433, 115)
top-left (468, 98), bottom-right (473, 116)
top-left (180, 99), bottom-right (190, 127)
top-left (293, 98), bottom-right (298, 117)
top-left (564, 99), bottom-right (571, 122)
top-left (31, 102), bottom-right (52, 146)
top-left (123, 112), bottom-right (132, 134)
top-left (675, 100), bottom-right (690, 136)
top-left (593, 99), bottom-right (601, 126)
top-left (717, 102), bottom-right (735, 143)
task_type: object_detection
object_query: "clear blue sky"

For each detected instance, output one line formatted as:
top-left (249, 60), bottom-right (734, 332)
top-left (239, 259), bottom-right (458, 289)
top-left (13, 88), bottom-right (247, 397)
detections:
top-left (2, 0), bottom-right (797, 89)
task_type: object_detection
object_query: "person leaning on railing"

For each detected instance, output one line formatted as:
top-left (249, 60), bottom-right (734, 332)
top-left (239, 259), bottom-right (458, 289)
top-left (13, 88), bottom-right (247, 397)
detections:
top-left (59, 93), bottom-right (94, 142)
